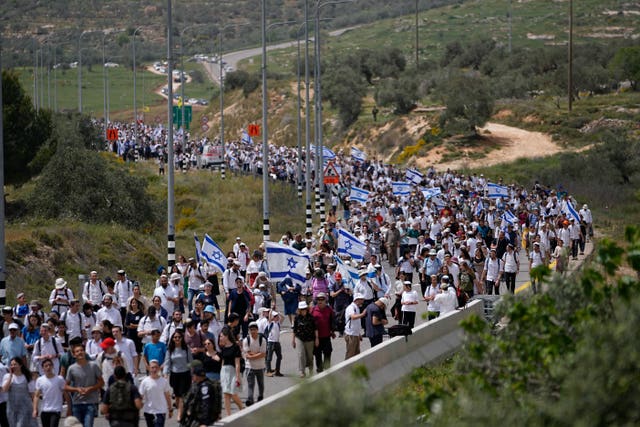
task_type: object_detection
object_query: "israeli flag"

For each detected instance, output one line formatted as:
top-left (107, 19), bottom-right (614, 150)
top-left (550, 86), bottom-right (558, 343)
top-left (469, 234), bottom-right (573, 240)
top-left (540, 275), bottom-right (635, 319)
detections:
top-left (475, 198), bottom-right (484, 216)
top-left (563, 200), bottom-right (581, 223)
top-left (349, 186), bottom-right (370, 204)
top-left (406, 168), bottom-right (424, 185)
top-left (241, 130), bottom-right (254, 145)
top-left (264, 242), bottom-right (310, 285)
top-left (310, 145), bottom-right (336, 161)
top-left (193, 234), bottom-right (202, 265)
top-left (392, 181), bottom-right (412, 196)
top-left (501, 210), bottom-right (517, 225)
top-left (486, 183), bottom-right (509, 199)
top-left (421, 187), bottom-right (442, 199)
top-left (337, 228), bottom-right (367, 262)
top-left (431, 195), bottom-right (446, 210)
top-left (351, 147), bottom-right (367, 162)
top-left (334, 256), bottom-right (359, 290)
top-left (200, 234), bottom-right (227, 273)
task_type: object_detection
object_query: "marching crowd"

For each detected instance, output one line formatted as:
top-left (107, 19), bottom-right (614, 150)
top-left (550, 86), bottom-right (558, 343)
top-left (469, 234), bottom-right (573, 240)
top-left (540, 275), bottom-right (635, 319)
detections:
top-left (0, 120), bottom-right (594, 427)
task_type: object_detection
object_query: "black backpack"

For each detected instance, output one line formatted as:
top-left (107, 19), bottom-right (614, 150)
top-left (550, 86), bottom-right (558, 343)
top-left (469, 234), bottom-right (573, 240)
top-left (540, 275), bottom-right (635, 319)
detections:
top-left (108, 380), bottom-right (138, 421)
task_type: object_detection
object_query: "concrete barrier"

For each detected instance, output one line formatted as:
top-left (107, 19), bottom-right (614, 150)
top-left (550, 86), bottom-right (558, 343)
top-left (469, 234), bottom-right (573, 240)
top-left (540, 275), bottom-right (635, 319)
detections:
top-left (217, 299), bottom-right (485, 426)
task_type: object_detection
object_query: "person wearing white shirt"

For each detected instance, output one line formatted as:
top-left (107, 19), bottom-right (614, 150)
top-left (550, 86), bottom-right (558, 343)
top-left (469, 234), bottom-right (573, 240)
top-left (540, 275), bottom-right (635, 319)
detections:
top-left (482, 248), bottom-right (504, 295)
top-left (434, 281), bottom-right (457, 315)
top-left (153, 276), bottom-right (179, 315)
top-left (96, 294), bottom-right (122, 328)
top-left (222, 262), bottom-right (242, 296)
top-left (502, 243), bottom-right (520, 294)
top-left (137, 307), bottom-right (167, 345)
top-left (114, 270), bottom-right (134, 323)
top-left (160, 310), bottom-right (184, 345)
top-left (49, 278), bottom-right (74, 316)
top-left (423, 275), bottom-right (441, 320)
top-left (60, 300), bottom-right (84, 341)
top-left (353, 272), bottom-right (375, 309)
top-left (264, 312), bottom-right (282, 377)
top-left (32, 324), bottom-right (62, 375)
top-left (138, 359), bottom-right (173, 423)
top-left (344, 294), bottom-right (367, 360)
top-left (112, 325), bottom-right (138, 375)
top-left (33, 358), bottom-right (67, 427)
top-left (529, 242), bottom-right (547, 294)
top-left (400, 281), bottom-right (419, 328)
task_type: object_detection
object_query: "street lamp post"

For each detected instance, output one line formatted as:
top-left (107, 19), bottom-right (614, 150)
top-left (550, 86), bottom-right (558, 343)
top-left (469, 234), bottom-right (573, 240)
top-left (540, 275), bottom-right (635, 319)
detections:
top-left (314, 0), bottom-right (355, 226)
top-left (167, 0), bottom-right (176, 267)
top-left (78, 30), bottom-right (101, 113)
top-left (304, 0), bottom-right (313, 234)
top-left (102, 30), bottom-right (124, 141)
top-left (218, 22), bottom-right (251, 180)
top-left (133, 27), bottom-right (143, 152)
top-left (261, 0), bottom-right (270, 241)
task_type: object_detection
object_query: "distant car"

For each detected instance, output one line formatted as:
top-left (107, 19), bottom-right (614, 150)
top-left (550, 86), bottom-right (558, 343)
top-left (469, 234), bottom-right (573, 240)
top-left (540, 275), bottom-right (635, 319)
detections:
top-left (69, 62), bottom-right (78, 68)
top-left (104, 62), bottom-right (119, 68)
top-left (196, 99), bottom-right (209, 106)
top-left (187, 98), bottom-right (199, 105)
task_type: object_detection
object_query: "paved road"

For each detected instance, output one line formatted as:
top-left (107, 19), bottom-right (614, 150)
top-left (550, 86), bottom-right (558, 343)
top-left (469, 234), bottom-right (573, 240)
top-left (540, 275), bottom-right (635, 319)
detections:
top-left (83, 240), bottom-right (592, 425)
top-left (201, 26), bottom-right (361, 84)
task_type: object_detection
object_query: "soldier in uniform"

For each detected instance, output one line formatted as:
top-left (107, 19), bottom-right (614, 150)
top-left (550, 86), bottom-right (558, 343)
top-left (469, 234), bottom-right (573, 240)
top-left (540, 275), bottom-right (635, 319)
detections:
top-left (180, 362), bottom-right (221, 427)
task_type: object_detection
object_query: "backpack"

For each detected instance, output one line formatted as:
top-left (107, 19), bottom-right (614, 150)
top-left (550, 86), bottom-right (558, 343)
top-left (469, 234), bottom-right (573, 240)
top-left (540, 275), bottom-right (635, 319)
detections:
top-left (108, 380), bottom-right (138, 421)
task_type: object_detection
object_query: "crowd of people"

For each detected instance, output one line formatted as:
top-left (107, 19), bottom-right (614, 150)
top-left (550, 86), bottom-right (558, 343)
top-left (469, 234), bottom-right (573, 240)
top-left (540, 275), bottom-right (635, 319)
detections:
top-left (0, 119), bottom-right (594, 426)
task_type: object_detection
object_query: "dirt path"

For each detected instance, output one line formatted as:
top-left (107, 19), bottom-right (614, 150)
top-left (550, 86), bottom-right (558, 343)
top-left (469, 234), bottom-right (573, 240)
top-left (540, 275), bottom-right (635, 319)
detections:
top-left (146, 65), bottom-right (191, 103)
top-left (430, 122), bottom-right (562, 171)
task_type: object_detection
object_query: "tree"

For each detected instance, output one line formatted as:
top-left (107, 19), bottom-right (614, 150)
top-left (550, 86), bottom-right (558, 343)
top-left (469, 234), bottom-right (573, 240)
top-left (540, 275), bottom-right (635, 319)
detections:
top-left (375, 72), bottom-right (418, 114)
top-left (2, 70), bottom-right (54, 186)
top-left (26, 117), bottom-right (159, 228)
top-left (609, 45), bottom-right (640, 90)
top-left (323, 64), bottom-right (367, 128)
top-left (438, 73), bottom-right (494, 135)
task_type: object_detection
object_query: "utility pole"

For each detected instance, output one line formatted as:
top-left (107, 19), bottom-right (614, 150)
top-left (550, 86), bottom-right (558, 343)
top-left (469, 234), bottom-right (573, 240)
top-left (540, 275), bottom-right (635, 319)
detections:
top-left (167, 0), bottom-right (176, 266)
top-left (0, 33), bottom-right (6, 306)
top-left (261, 0), bottom-right (270, 241)
top-left (415, 0), bottom-right (419, 68)
top-left (568, 0), bottom-right (573, 112)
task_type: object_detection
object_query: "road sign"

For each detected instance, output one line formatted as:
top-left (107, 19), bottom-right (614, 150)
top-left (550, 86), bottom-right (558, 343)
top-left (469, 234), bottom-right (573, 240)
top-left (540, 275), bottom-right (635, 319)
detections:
top-left (323, 161), bottom-right (340, 184)
top-left (106, 128), bottom-right (119, 141)
top-left (172, 105), bottom-right (192, 127)
top-left (201, 124), bottom-right (209, 132)
top-left (200, 115), bottom-right (209, 124)
top-left (248, 124), bottom-right (260, 137)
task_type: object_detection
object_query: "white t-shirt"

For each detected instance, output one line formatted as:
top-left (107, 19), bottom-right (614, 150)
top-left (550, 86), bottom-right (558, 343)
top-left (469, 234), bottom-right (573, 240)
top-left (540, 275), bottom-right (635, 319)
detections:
top-left (35, 374), bottom-right (66, 412)
top-left (344, 302), bottom-right (362, 336)
top-left (139, 376), bottom-right (171, 414)
top-left (401, 290), bottom-right (419, 313)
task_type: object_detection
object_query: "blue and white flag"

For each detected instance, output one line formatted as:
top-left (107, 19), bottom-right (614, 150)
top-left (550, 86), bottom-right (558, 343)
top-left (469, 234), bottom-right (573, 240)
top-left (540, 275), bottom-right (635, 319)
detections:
top-left (241, 130), bottom-right (254, 145)
top-left (334, 256), bottom-right (359, 290)
top-left (351, 147), bottom-right (367, 163)
top-left (486, 183), bottom-right (509, 199)
top-left (392, 181), bottom-right (412, 196)
top-left (193, 233), bottom-right (202, 265)
top-left (349, 186), bottom-right (370, 204)
top-left (310, 145), bottom-right (336, 161)
top-left (200, 234), bottom-right (227, 273)
top-left (323, 146), bottom-right (336, 160)
top-left (406, 168), bottom-right (424, 185)
top-left (264, 242), bottom-right (310, 285)
top-left (563, 200), bottom-right (581, 223)
top-left (431, 195), bottom-right (446, 210)
top-left (475, 198), bottom-right (484, 216)
top-left (337, 228), bottom-right (367, 262)
top-left (421, 187), bottom-right (442, 199)
top-left (501, 210), bottom-right (517, 225)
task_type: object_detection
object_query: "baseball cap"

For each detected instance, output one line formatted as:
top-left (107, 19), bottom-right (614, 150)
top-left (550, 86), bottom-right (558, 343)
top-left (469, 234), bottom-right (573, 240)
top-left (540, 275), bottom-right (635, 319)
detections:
top-left (8, 323), bottom-right (19, 330)
top-left (100, 337), bottom-right (116, 349)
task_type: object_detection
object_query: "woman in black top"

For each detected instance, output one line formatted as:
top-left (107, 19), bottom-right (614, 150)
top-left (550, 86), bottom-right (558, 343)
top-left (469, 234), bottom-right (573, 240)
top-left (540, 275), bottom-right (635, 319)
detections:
top-left (201, 338), bottom-right (222, 382)
top-left (219, 327), bottom-right (243, 417)
top-left (125, 298), bottom-right (145, 372)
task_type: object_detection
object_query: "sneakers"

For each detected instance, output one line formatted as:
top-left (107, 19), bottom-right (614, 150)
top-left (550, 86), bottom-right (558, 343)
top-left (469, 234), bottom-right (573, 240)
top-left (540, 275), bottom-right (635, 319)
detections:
top-left (265, 371), bottom-right (274, 377)
top-left (274, 371), bottom-right (284, 377)
top-left (245, 399), bottom-right (254, 407)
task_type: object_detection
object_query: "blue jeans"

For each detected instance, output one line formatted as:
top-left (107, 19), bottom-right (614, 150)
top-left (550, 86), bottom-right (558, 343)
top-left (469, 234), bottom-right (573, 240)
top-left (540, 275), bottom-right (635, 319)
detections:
top-left (187, 288), bottom-right (200, 312)
top-left (143, 413), bottom-right (166, 427)
top-left (72, 403), bottom-right (97, 427)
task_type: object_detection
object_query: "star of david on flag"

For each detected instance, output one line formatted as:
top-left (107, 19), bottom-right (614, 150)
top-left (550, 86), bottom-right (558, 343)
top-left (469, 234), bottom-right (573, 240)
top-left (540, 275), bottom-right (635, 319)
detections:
top-left (392, 181), bottom-right (412, 196)
top-left (200, 234), bottom-right (227, 273)
top-left (351, 147), bottom-right (367, 162)
top-left (264, 242), bottom-right (310, 285)
top-left (406, 168), bottom-right (424, 185)
top-left (349, 186), bottom-right (370, 205)
top-left (486, 183), bottom-right (509, 199)
top-left (337, 228), bottom-right (366, 262)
